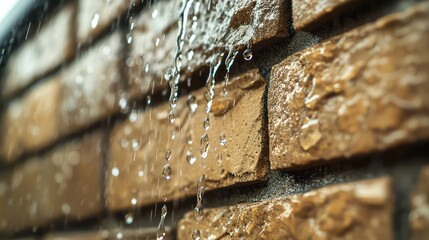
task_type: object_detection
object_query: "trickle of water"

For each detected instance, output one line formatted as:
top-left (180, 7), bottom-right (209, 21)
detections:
top-left (127, 33), bottom-right (133, 44)
top-left (299, 119), bottom-right (322, 151)
top-left (125, 212), bottom-right (134, 224)
top-left (200, 133), bottom-right (209, 159)
top-left (168, 110), bottom-right (176, 124)
top-left (192, 229), bottom-right (201, 240)
top-left (91, 13), bottom-right (99, 29)
top-left (187, 95), bottom-right (198, 113)
top-left (147, 95), bottom-right (152, 105)
top-left (165, 149), bottom-right (172, 161)
top-left (219, 132), bottom-right (226, 146)
top-left (162, 164), bottom-right (172, 180)
top-left (186, 150), bottom-right (197, 165)
top-left (203, 117), bottom-right (210, 131)
top-left (131, 139), bottom-right (140, 151)
top-left (164, 68), bottom-right (174, 81)
top-left (157, 204), bottom-right (168, 240)
top-left (119, 97), bottom-right (129, 114)
top-left (193, 175), bottom-right (205, 221)
top-left (111, 167), bottom-right (119, 177)
top-left (224, 47), bottom-right (238, 96)
top-left (243, 44), bottom-right (253, 61)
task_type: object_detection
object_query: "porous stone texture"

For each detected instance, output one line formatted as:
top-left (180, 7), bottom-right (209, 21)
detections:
top-left (60, 31), bottom-right (125, 135)
top-left (0, 78), bottom-right (62, 163)
top-left (292, 0), bottom-right (361, 31)
top-left (269, 2), bottom-right (429, 169)
top-left (0, 4), bottom-right (75, 99)
top-left (77, 0), bottom-right (139, 44)
top-left (178, 177), bottom-right (393, 240)
top-left (107, 69), bottom-right (268, 210)
top-left (127, 0), bottom-right (289, 99)
top-left (0, 131), bottom-right (104, 233)
top-left (409, 166), bottom-right (429, 240)
top-left (44, 231), bottom-right (109, 240)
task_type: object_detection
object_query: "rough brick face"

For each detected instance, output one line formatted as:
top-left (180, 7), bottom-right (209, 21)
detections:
top-left (0, 4), bottom-right (75, 99)
top-left (268, 2), bottom-right (429, 169)
top-left (107, 69), bottom-right (268, 210)
top-left (60, 31), bottom-right (125, 135)
top-left (0, 131), bottom-right (104, 232)
top-left (127, 0), bottom-right (289, 99)
top-left (0, 78), bottom-right (61, 163)
top-left (77, 0), bottom-right (139, 44)
top-left (178, 177), bottom-right (393, 240)
top-left (292, 0), bottom-right (362, 31)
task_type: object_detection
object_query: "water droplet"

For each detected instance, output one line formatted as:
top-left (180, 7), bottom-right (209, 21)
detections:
top-left (164, 68), bottom-right (174, 81)
top-left (131, 198), bottom-right (137, 205)
top-left (120, 138), bottom-right (129, 149)
top-left (219, 132), bottom-right (226, 146)
top-left (111, 167), bottom-right (119, 177)
top-left (187, 135), bottom-right (193, 145)
top-left (131, 139), bottom-right (140, 151)
top-left (299, 119), bottom-right (322, 150)
top-left (138, 170), bottom-right (144, 177)
top-left (119, 97), bottom-right (129, 114)
top-left (165, 149), bottom-right (172, 161)
top-left (127, 33), bottom-right (133, 44)
top-left (125, 212), bottom-right (134, 224)
top-left (116, 232), bottom-right (123, 239)
top-left (129, 110), bottom-right (138, 122)
top-left (162, 164), bottom-right (172, 180)
top-left (161, 204), bottom-right (167, 218)
top-left (193, 206), bottom-right (204, 221)
top-left (187, 95), bottom-right (198, 113)
top-left (168, 111), bottom-right (176, 124)
top-left (186, 150), bottom-right (197, 165)
top-left (200, 133), bottom-right (209, 159)
top-left (203, 117), bottom-right (210, 131)
top-left (243, 48), bottom-right (253, 61)
top-left (192, 229), bottom-right (201, 240)
top-left (91, 13), bottom-right (100, 29)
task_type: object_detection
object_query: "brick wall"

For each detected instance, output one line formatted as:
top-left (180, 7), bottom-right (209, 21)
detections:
top-left (0, 0), bottom-right (428, 239)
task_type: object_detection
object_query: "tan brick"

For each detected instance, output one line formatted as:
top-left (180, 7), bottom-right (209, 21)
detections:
top-left (107, 69), bottom-right (268, 210)
top-left (44, 230), bottom-right (109, 240)
top-left (0, 172), bottom-right (11, 231)
top-left (292, 0), bottom-right (362, 31)
top-left (128, 0), bottom-right (289, 99)
top-left (410, 165), bottom-right (429, 240)
top-left (77, 0), bottom-right (140, 44)
top-left (0, 4), bottom-right (75, 99)
top-left (268, 3), bottom-right (429, 170)
top-left (0, 78), bottom-right (61, 163)
top-left (178, 177), bottom-right (393, 240)
top-left (2, 131), bottom-right (104, 233)
top-left (60, 31), bottom-right (125, 135)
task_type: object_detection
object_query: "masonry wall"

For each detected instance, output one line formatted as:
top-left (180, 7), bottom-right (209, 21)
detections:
top-left (0, 0), bottom-right (428, 239)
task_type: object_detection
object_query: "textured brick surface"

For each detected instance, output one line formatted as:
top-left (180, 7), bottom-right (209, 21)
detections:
top-left (128, 0), bottom-right (289, 99)
top-left (292, 0), bottom-right (361, 31)
top-left (0, 131), bottom-right (104, 232)
top-left (178, 177), bottom-right (393, 240)
top-left (0, 4), bottom-right (75, 99)
top-left (43, 228), bottom-right (172, 240)
top-left (410, 165), bottom-right (429, 240)
top-left (0, 78), bottom-right (61, 163)
top-left (77, 0), bottom-right (139, 44)
top-left (60, 31), bottom-right (125, 135)
top-left (269, 3), bottom-right (429, 169)
top-left (107, 69), bottom-right (268, 210)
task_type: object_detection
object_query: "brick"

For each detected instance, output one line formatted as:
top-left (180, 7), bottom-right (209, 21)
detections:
top-left (1, 131), bottom-right (104, 233)
top-left (409, 165), bottom-right (429, 240)
top-left (107, 69), bottom-right (268, 210)
top-left (128, 0), bottom-right (289, 99)
top-left (0, 4), bottom-right (75, 99)
top-left (0, 78), bottom-right (62, 163)
top-left (60, 31), bottom-right (125, 135)
top-left (77, 0), bottom-right (139, 44)
top-left (292, 0), bottom-right (362, 31)
top-left (268, 3), bottom-right (429, 170)
top-left (44, 231), bottom-right (108, 240)
top-left (178, 177), bottom-right (393, 240)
